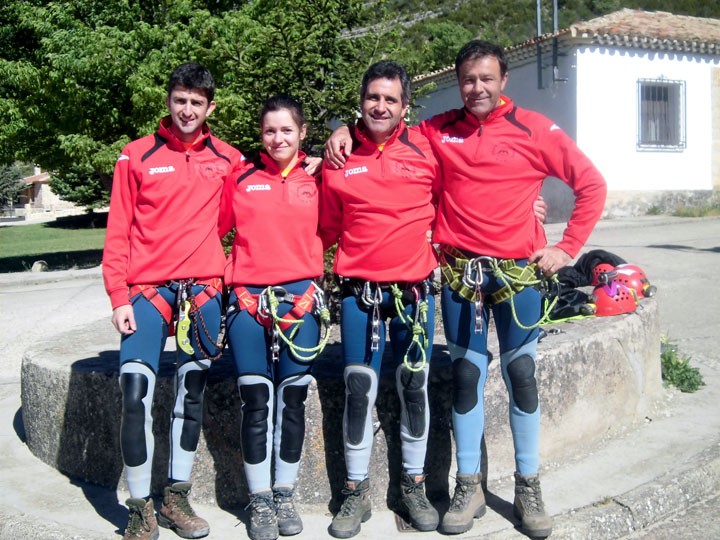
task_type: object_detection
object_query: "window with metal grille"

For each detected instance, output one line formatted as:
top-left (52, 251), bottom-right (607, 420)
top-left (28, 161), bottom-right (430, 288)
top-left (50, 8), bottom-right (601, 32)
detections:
top-left (637, 79), bottom-right (686, 150)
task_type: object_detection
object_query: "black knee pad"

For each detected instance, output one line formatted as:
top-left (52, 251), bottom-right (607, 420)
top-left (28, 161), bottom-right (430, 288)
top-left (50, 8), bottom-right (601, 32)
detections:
top-left (279, 383), bottom-right (309, 463)
top-left (452, 357), bottom-right (481, 414)
top-left (399, 367), bottom-right (427, 437)
top-left (506, 354), bottom-right (539, 413)
top-left (346, 370), bottom-right (372, 446)
top-left (179, 369), bottom-right (208, 452)
top-left (120, 371), bottom-right (150, 467)
top-left (239, 383), bottom-right (271, 465)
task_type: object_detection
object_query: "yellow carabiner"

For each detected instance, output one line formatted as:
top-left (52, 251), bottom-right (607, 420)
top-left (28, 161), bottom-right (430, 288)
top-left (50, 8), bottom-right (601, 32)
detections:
top-left (176, 301), bottom-right (195, 355)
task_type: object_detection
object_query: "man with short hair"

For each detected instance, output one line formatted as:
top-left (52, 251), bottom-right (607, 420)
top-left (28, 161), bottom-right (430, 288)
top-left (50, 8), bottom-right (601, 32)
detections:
top-left (103, 62), bottom-right (245, 540)
top-left (417, 40), bottom-right (607, 537)
top-left (320, 60), bottom-right (442, 538)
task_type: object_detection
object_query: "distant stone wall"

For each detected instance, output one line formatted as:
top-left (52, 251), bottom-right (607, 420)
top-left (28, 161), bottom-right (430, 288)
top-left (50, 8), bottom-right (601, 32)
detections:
top-left (20, 299), bottom-right (661, 512)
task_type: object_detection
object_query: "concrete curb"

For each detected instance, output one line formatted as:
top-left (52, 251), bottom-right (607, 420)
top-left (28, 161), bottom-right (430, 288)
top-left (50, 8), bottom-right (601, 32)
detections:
top-left (546, 442), bottom-right (720, 540)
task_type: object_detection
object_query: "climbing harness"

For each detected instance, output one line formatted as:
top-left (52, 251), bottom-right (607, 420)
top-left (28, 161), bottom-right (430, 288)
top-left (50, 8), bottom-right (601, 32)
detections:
top-left (228, 283), bottom-right (331, 363)
top-left (346, 278), bottom-right (432, 373)
top-left (439, 246), bottom-right (560, 332)
top-left (129, 278), bottom-right (225, 360)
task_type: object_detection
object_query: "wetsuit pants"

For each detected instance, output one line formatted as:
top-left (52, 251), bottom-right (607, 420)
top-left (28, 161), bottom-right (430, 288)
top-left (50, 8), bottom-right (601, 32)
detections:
top-left (226, 279), bottom-right (319, 494)
top-left (118, 282), bottom-right (222, 498)
top-left (340, 287), bottom-right (435, 481)
top-left (441, 263), bottom-right (542, 477)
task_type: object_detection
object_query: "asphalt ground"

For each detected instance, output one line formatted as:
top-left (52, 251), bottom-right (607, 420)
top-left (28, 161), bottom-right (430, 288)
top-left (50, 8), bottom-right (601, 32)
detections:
top-left (0, 215), bottom-right (719, 539)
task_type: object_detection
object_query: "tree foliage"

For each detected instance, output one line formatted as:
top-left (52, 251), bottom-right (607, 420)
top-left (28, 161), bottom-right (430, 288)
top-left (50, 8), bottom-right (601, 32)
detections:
top-left (0, 0), bottom-right (406, 207)
top-left (0, 163), bottom-right (27, 211)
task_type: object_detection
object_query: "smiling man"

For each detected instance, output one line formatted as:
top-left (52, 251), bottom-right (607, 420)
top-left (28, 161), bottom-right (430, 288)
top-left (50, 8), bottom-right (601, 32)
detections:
top-left (103, 62), bottom-right (245, 540)
top-left (417, 40), bottom-right (606, 537)
top-left (320, 61), bottom-right (442, 538)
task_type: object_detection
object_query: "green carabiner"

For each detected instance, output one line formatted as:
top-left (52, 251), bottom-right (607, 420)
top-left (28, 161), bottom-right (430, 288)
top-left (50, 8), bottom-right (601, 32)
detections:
top-left (176, 300), bottom-right (195, 355)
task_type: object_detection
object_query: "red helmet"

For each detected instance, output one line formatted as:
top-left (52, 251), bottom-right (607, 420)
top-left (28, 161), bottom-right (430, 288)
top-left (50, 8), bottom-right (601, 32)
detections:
top-left (591, 263), bottom-right (616, 286)
top-left (588, 282), bottom-right (638, 317)
top-left (614, 264), bottom-right (656, 297)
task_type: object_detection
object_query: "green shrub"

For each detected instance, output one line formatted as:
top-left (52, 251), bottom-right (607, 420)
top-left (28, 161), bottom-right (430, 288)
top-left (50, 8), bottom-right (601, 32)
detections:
top-left (660, 337), bottom-right (704, 393)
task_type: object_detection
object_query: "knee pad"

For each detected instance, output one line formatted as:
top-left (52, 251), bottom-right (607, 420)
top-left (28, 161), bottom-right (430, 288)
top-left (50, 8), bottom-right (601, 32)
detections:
top-left (344, 365), bottom-right (378, 446)
top-left (396, 364), bottom-right (428, 438)
top-left (119, 361), bottom-right (156, 468)
top-left (452, 357), bottom-right (481, 415)
top-left (506, 354), bottom-right (538, 413)
top-left (174, 362), bottom-right (209, 452)
top-left (276, 374), bottom-right (313, 464)
top-left (238, 375), bottom-right (273, 465)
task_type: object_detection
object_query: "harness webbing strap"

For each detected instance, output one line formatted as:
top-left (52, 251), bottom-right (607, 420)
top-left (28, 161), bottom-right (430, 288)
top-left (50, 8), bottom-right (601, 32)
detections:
top-left (439, 246), bottom-right (559, 331)
top-left (129, 277), bottom-right (222, 335)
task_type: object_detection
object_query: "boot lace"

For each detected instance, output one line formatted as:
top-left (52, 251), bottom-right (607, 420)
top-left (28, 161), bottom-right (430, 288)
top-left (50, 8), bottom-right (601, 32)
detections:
top-left (125, 506), bottom-right (151, 536)
top-left (172, 489), bottom-right (197, 517)
top-left (246, 493), bottom-right (276, 526)
top-left (338, 484), bottom-right (365, 517)
top-left (403, 477), bottom-right (431, 510)
top-left (517, 479), bottom-right (544, 514)
top-left (274, 489), bottom-right (299, 521)
top-left (448, 481), bottom-right (473, 512)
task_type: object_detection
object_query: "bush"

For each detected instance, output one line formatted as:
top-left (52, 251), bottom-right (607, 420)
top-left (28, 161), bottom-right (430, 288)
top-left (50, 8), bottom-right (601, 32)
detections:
top-left (660, 337), bottom-right (704, 393)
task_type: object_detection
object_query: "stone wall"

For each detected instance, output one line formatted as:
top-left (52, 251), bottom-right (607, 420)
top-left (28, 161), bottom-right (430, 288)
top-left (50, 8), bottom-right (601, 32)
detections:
top-left (20, 299), bottom-right (661, 513)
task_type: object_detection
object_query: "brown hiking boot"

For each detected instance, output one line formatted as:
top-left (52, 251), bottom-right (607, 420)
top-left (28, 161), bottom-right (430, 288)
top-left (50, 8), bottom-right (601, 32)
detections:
top-left (329, 478), bottom-right (372, 539)
top-left (439, 473), bottom-right (486, 534)
top-left (513, 472), bottom-right (553, 538)
top-left (399, 472), bottom-right (439, 531)
top-left (123, 498), bottom-right (159, 540)
top-left (157, 482), bottom-right (210, 538)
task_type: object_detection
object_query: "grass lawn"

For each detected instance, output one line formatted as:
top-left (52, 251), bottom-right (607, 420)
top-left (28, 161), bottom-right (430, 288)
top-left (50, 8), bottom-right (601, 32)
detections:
top-left (0, 213), bottom-right (106, 273)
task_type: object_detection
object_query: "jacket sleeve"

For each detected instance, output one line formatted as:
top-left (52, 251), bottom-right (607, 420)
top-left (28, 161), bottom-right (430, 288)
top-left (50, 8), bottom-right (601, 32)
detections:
top-left (536, 120), bottom-right (607, 258)
top-left (318, 165), bottom-right (343, 250)
top-left (218, 152), bottom-right (246, 239)
top-left (102, 149), bottom-right (137, 310)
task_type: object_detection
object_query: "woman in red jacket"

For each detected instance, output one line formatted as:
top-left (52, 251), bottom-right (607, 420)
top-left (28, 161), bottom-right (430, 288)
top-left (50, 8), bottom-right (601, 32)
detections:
top-left (220, 95), bottom-right (326, 540)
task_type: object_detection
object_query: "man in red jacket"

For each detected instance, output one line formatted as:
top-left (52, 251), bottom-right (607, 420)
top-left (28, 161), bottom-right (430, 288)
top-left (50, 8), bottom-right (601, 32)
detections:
top-left (421, 40), bottom-right (605, 538)
top-left (325, 40), bottom-right (606, 538)
top-left (320, 61), bottom-right (442, 538)
top-left (103, 62), bottom-right (245, 540)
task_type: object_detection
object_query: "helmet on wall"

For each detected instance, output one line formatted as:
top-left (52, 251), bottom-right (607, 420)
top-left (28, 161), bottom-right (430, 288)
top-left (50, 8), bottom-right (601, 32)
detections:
top-left (588, 281), bottom-right (638, 317)
top-left (591, 263), bottom-right (616, 286)
top-left (613, 264), bottom-right (657, 298)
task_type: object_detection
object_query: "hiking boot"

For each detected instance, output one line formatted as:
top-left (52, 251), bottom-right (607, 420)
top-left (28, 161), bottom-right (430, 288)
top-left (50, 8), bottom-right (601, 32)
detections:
top-left (246, 491), bottom-right (279, 540)
top-left (123, 498), bottom-right (159, 540)
top-left (513, 472), bottom-right (553, 538)
top-left (157, 481), bottom-right (210, 538)
top-left (439, 473), bottom-right (486, 535)
top-left (399, 472), bottom-right (439, 531)
top-left (329, 478), bottom-right (372, 539)
top-left (273, 486), bottom-right (303, 536)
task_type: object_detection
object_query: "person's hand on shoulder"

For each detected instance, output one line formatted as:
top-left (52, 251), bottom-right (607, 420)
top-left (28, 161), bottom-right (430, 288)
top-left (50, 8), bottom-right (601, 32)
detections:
top-left (323, 125), bottom-right (352, 169)
top-left (302, 156), bottom-right (323, 178)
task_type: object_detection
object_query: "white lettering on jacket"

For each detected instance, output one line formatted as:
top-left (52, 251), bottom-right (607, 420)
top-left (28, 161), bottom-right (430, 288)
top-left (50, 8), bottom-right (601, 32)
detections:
top-left (441, 135), bottom-right (464, 144)
top-left (344, 166), bottom-right (368, 178)
top-left (148, 165), bottom-right (176, 175)
top-left (246, 184), bottom-right (271, 192)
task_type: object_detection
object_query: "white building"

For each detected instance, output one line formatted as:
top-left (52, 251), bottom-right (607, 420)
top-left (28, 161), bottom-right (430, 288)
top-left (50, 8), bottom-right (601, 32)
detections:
top-left (414, 9), bottom-right (720, 218)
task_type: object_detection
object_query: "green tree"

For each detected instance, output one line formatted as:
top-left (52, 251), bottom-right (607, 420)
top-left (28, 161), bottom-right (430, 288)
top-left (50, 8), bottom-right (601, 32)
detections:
top-left (0, 0), bottom-right (406, 207)
top-left (0, 163), bottom-right (26, 212)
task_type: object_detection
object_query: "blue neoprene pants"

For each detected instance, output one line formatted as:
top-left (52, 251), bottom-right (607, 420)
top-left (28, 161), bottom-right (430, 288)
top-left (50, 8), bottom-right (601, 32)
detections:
top-left (441, 267), bottom-right (542, 477)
